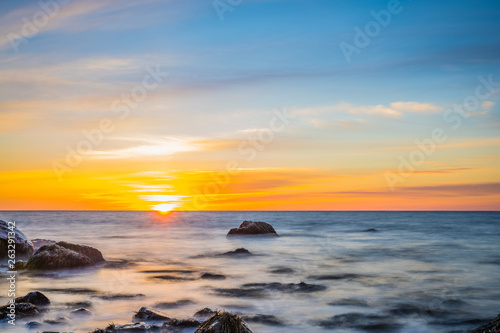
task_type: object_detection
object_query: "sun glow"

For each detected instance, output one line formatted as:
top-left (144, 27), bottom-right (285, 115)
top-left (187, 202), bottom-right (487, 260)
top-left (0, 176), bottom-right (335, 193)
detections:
top-left (151, 203), bottom-right (177, 214)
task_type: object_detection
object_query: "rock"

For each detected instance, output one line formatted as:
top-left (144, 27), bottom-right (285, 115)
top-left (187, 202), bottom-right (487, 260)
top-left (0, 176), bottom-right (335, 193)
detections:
top-left (241, 281), bottom-right (327, 293)
top-left (155, 299), bottom-right (194, 309)
top-left (194, 308), bottom-right (217, 318)
top-left (115, 322), bottom-right (150, 331)
top-left (0, 302), bottom-right (40, 319)
top-left (0, 220), bottom-right (34, 258)
top-left (25, 321), bottom-right (43, 329)
top-left (97, 293), bottom-right (145, 300)
top-left (44, 316), bottom-right (71, 325)
top-left (16, 291), bottom-right (51, 306)
top-left (164, 318), bottom-right (200, 328)
top-left (25, 241), bottom-right (104, 270)
top-left (70, 308), bottom-right (92, 316)
top-left (14, 260), bottom-right (27, 270)
top-left (31, 238), bottom-right (56, 251)
top-left (219, 248), bottom-right (252, 256)
top-left (470, 313), bottom-right (500, 332)
top-left (227, 221), bottom-right (278, 236)
top-left (134, 307), bottom-right (170, 321)
top-left (364, 228), bottom-right (378, 232)
top-left (243, 314), bottom-right (284, 326)
top-left (201, 273), bottom-right (227, 280)
top-left (269, 267), bottom-right (295, 274)
top-left (195, 312), bottom-right (253, 333)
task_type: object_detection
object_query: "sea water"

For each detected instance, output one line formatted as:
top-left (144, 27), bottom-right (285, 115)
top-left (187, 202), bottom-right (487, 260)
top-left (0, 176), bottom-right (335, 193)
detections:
top-left (0, 211), bottom-right (499, 332)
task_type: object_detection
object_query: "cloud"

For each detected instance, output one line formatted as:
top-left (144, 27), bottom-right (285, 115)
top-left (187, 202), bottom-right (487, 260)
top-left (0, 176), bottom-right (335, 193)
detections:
top-left (390, 101), bottom-right (442, 113)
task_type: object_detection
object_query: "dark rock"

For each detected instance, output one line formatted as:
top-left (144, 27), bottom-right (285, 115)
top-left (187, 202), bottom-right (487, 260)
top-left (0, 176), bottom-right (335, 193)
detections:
top-left (316, 312), bottom-right (401, 332)
top-left (194, 308), bottom-right (217, 318)
top-left (115, 322), bottom-right (150, 331)
top-left (139, 269), bottom-right (196, 274)
top-left (39, 287), bottom-right (99, 295)
top-left (165, 318), bottom-right (201, 328)
top-left (227, 221), bottom-right (278, 236)
top-left (70, 308), bottom-right (92, 316)
top-left (25, 321), bottom-right (43, 329)
top-left (214, 287), bottom-right (269, 299)
top-left (26, 241), bottom-right (104, 270)
top-left (16, 291), bottom-right (51, 306)
top-left (97, 293), bottom-right (145, 300)
top-left (242, 281), bottom-right (327, 293)
top-left (65, 301), bottom-right (92, 308)
top-left (195, 312), bottom-right (253, 333)
top-left (149, 275), bottom-right (193, 281)
top-left (387, 302), bottom-right (451, 317)
top-left (0, 220), bottom-right (34, 258)
top-left (31, 238), bottom-right (56, 251)
top-left (469, 313), bottom-right (500, 332)
top-left (364, 228), bottom-right (379, 232)
top-left (14, 260), bottom-right (27, 270)
top-left (201, 273), bottom-right (227, 280)
top-left (155, 299), bottom-right (194, 309)
top-left (134, 307), bottom-right (170, 321)
top-left (0, 302), bottom-right (40, 319)
top-left (269, 267), bottom-right (295, 274)
top-left (243, 314), bottom-right (284, 326)
top-left (219, 248), bottom-right (253, 256)
top-left (43, 316), bottom-right (71, 325)
top-left (309, 273), bottom-right (365, 280)
top-left (328, 298), bottom-right (369, 307)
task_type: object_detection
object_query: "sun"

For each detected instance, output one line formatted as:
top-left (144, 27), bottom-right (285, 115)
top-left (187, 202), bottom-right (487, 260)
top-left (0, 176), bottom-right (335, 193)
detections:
top-left (151, 203), bottom-right (177, 214)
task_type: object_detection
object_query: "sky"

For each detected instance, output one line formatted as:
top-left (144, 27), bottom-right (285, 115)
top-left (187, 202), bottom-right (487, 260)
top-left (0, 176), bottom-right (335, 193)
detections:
top-left (0, 0), bottom-right (499, 211)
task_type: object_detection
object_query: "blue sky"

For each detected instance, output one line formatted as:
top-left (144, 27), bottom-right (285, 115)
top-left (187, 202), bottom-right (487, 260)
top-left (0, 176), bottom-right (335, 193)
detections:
top-left (0, 0), bottom-right (499, 210)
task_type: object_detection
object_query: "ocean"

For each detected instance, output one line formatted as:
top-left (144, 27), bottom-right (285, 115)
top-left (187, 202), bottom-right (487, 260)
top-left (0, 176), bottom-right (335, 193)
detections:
top-left (1, 211), bottom-right (499, 332)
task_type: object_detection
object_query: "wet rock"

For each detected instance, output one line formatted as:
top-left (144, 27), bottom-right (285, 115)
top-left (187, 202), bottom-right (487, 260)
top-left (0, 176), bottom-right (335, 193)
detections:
top-left (201, 273), bottom-right (227, 280)
top-left (243, 314), bottom-right (284, 326)
top-left (26, 241), bottom-right (104, 270)
top-left (242, 281), bottom-right (327, 293)
top-left (25, 321), bottom-right (43, 329)
top-left (387, 302), bottom-right (451, 317)
top-left (195, 311), bottom-right (253, 333)
top-left (70, 308), bottom-right (92, 316)
top-left (469, 313), bottom-right (500, 332)
top-left (316, 312), bottom-right (401, 332)
top-left (31, 238), bottom-right (56, 251)
top-left (0, 302), bottom-right (40, 319)
top-left (214, 287), bottom-right (269, 299)
top-left (104, 259), bottom-right (136, 269)
top-left (134, 307), bottom-right (170, 321)
top-left (65, 301), bottom-right (92, 308)
top-left (149, 275), bottom-right (193, 281)
top-left (16, 291), bottom-right (51, 306)
top-left (39, 287), bottom-right (99, 295)
top-left (328, 298), bottom-right (369, 307)
top-left (155, 299), bottom-right (194, 309)
top-left (309, 273), bottom-right (365, 280)
top-left (0, 220), bottom-right (34, 258)
top-left (139, 269), bottom-right (196, 274)
top-left (227, 221), bottom-right (278, 236)
top-left (44, 316), bottom-right (71, 325)
top-left (364, 228), bottom-right (379, 232)
top-left (194, 308), bottom-right (218, 318)
top-left (269, 267), bottom-right (295, 274)
top-left (115, 322), bottom-right (150, 331)
top-left (14, 260), bottom-right (27, 270)
top-left (164, 318), bottom-right (200, 328)
top-left (219, 248), bottom-right (253, 256)
top-left (97, 293), bottom-right (145, 300)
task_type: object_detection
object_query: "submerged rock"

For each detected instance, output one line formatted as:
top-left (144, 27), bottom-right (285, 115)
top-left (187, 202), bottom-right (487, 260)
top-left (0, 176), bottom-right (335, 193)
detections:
top-left (470, 313), bottom-right (500, 332)
top-left (201, 273), bottom-right (227, 280)
top-left (219, 248), bottom-right (253, 256)
top-left (44, 316), bottom-right (71, 325)
top-left (243, 314), bottom-right (285, 326)
top-left (195, 312), bottom-right (253, 333)
top-left (242, 281), bottom-right (327, 293)
top-left (70, 308), bottom-right (92, 316)
top-left (25, 321), bottom-right (42, 329)
top-left (194, 308), bottom-right (218, 318)
top-left (164, 318), bottom-right (200, 328)
top-left (364, 228), bottom-right (379, 232)
top-left (0, 220), bottom-right (34, 258)
top-left (0, 302), bottom-right (40, 320)
top-left (115, 322), bottom-right (150, 331)
top-left (227, 221), bottom-right (278, 236)
top-left (134, 307), bottom-right (170, 321)
top-left (155, 299), bottom-right (194, 309)
top-left (316, 312), bottom-right (401, 331)
top-left (25, 241), bottom-right (104, 270)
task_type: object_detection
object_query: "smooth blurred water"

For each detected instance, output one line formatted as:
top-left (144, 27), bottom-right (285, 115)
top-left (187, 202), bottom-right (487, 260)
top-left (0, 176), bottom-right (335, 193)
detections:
top-left (0, 211), bottom-right (499, 332)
